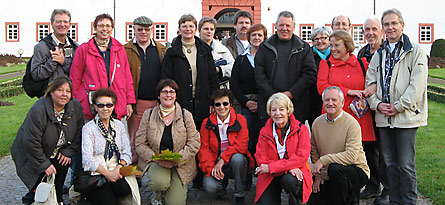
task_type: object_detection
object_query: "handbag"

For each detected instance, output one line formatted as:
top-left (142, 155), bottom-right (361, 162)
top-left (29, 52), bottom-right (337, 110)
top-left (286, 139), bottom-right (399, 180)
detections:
top-left (33, 174), bottom-right (58, 205)
top-left (73, 169), bottom-right (107, 194)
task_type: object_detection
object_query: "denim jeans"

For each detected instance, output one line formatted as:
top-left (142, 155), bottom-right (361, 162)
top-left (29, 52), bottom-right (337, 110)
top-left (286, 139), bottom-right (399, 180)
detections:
top-left (379, 127), bottom-right (418, 204)
top-left (240, 107), bottom-right (259, 157)
top-left (203, 153), bottom-right (248, 198)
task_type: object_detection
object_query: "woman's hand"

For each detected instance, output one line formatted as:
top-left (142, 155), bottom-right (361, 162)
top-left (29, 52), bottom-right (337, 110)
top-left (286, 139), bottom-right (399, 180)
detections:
top-left (363, 83), bottom-right (377, 97)
top-left (255, 164), bottom-right (270, 175)
top-left (57, 153), bottom-right (71, 166)
top-left (45, 165), bottom-right (57, 176)
top-left (156, 160), bottom-right (175, 169)
top-left (289, 168), bottom-right (303, 181)
top-left (211, 159), bottom-right (225, 180)
top-left (347, 90), bottom-right (364, 98)
top-left (104, 168), bottom-right (122, 182)
top-left (245, 101), bottom-right (258, 113)
top-left (126, 104), bottom-right (133, 119)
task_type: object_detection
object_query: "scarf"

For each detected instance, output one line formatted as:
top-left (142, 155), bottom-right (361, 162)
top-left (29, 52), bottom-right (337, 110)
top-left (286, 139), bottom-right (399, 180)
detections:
top-left (94, 114), bottom-right (120, 160)
top-left (313, 46), bottom-right (331, 60)
top-left (95, 37), bottom-right (110, 47)
top-left (159, 104), bottom-right (175, 118)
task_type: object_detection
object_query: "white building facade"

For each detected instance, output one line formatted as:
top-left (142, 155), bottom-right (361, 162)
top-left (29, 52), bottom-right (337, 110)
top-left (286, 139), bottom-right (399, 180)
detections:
top-left (0, 0), bottom-right (443, 57)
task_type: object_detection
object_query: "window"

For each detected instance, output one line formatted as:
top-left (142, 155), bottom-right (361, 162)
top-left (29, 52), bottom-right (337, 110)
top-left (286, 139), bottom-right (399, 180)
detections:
top-left (125, 22), bottom-right (134, 42)
top-left (153, 23), bottom-right (168, 42)
top-left (5, 22), bottom-right (19, 42)
top-left (67, 23), bottom-right (78, 42)
top-left (300, 24), bottom-right (314, 42)
top-left (352, 24), bottom-right (365, 44)
top-left (272, 23), bottom-right (276, 35)
top-left (91, 22), bottom-right (94, 35)
top-left (419, 24), bottom-right (434, 44)
top-left (36, 22), bottom-right (50, 42)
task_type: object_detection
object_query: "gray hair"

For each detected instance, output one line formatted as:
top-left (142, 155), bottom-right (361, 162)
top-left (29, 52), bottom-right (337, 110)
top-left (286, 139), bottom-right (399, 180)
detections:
top-left (276, 11), bottom-right (295, 25)
top-left (364, 15), bottom-right (380, 27)
top-left (322, 86), bottom-right (344, 102)
top-left (266, 93), bottom-right (294, 117)
top-left (381, 8), bottom-right (404, 24)
top-left (311, 26), bottom-right (331, 41)
top-left (50, 9), bottom-right (71, 23)
top-left (198, 17), bottom-right (217, 31)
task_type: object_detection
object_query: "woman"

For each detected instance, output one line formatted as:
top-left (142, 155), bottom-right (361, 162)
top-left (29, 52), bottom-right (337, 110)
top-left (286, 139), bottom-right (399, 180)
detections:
top-left (230, 23), bottom-right (267, 157)
top-left (255, 93), bottom-right (312, 205)
top-left (198, 17), bottom-right (235, 89)
top-left (308, 26), bottom-right (331, 125)
top-left (198, 89), bottom-right (255, 204)
top-left (70, 13), bottom-right (135, 121)
top-left (11, 76), bottom-right (84, 204)
top-left (81, 88), bottom-right (140, 204)
top-left (317, 30), bottom-right (375, 142)
top-left (161, 14), bottom-right (219, 129)
top-left (135, 79), bottom-right (200, 205)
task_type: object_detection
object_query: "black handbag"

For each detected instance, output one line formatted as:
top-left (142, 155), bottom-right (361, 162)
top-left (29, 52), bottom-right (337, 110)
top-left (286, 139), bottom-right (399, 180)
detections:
top-left (73, 169), bottom-right (107, 194)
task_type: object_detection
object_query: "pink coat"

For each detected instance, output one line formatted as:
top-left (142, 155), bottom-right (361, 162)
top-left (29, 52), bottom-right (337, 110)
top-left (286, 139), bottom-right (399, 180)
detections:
top-left (70, 37), bottom-right (135, 119)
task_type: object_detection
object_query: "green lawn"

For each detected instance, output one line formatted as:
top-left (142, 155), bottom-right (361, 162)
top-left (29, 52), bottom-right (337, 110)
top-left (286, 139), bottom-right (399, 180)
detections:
top-left (0, 64), bottom-right (26, 75)
top-left (0, 94), bottom-right (37, 156)
top-left (416, 100), bottom-right (445, 204)
top-left (429, 68), bottom-right (445, 80)
top-left (429, 82), bottom-right (445, 89)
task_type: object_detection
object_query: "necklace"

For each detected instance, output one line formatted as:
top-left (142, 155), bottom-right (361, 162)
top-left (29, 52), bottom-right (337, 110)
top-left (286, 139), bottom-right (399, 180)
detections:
top-left (183, 45), bottom-right (193, 54)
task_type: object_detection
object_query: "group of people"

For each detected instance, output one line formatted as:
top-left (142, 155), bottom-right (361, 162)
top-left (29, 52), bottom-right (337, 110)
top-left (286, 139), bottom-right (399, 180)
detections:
top-left (11, 7), bottom-right (427, 205)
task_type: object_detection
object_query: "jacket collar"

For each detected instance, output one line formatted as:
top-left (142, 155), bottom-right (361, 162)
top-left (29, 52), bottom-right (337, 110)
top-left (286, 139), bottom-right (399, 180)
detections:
top-left (327, 53), bottom-right (359, 67)
top-left (205, 107), bottom-right (242, 132)
top-left (263, 34), bottom-right (305, 54)
top-left (260, 114), bottom-right (301, 140)
top-left (87, 37), bottom-right (122, 56)
top-left (42, 33), bottom-right (79, 49)
top-left (170, 35), bottom-right (212, 57)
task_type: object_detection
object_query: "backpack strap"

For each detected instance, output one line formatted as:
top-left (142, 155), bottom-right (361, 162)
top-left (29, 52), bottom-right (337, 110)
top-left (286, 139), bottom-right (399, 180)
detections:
top-left (357, 57), bottom-right (366, 77)
top-left (182, 108), bottom-right (186, 124)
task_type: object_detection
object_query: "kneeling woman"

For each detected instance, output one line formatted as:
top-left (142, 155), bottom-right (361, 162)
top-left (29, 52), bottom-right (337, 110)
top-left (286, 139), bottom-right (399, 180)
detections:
top-left (135, 79), bottom-right (200, 205)
top-left (198, 89), bottom-right (255, 204)
top-left (255, 93), bottom-right (312, 205)
top-left (81, 88), bottom-right (140, 204)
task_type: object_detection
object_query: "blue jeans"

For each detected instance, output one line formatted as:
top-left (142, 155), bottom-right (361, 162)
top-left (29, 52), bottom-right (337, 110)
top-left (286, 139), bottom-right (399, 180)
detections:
top-left (379, 127), bottom-right (418, 204)
top-left (241, 107), bottom-right (259, 157)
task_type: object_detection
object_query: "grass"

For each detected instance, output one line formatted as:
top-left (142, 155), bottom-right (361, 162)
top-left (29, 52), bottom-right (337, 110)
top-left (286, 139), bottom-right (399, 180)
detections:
top-left (416, 100), bottom-right (445, 204)
top-left (429, 82), bottom-right (445, 89)
top-left (429, 68), bottom-right (445, 80)
top-left (0, 64), bottom-right (26, 75)
top-left (0, 77), bottom-right (21, 84)
top-left (0, 94), bottom-right (37, 156)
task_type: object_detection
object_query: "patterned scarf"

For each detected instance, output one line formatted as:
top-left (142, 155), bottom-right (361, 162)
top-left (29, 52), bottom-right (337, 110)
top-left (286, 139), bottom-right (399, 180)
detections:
top-left (94, 114), bottom-right (120, 160)
top-left (382, 39), bottom-right (403, 103)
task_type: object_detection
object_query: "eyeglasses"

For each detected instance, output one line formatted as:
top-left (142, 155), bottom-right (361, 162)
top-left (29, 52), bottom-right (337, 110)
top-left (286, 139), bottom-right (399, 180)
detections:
top-left (97, 24), bottom-right (112, 29)
top-left (96, 103), bottom-right (114, 108)
top-left (160, 90), bottom-right (176, 95)
top-left (137, 28), bottom-right (151, 32)
top-left (383, 21), bottom-right (400, 28)
top-left (214, 102), bottom-right (230, 107)
top-left (54, 20), bottom-right (70, 24)
top-left (313, 36), bottom-right (328, 42)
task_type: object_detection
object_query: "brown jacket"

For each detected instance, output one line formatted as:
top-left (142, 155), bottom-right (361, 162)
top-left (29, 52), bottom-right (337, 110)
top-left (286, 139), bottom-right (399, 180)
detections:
top-left (124, 39), bottom-right (166, 113)
top-left (135, 102), bottom-right (200, 185)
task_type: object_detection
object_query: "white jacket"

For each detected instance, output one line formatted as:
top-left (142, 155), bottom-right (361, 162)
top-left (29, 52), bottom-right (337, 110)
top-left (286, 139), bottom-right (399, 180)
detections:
top-left (212, 39), bottom-right (234, 79)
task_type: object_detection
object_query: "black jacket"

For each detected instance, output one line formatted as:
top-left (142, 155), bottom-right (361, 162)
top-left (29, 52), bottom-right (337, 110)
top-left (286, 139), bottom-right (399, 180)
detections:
top-left (308, 48), bottom-right (331, 125)
top-left (255, 34), bottom-right (317, 122)
top-left (11, 96), bottom-right (84, 189)
top-left (161, 36), bottom-right (219, 124)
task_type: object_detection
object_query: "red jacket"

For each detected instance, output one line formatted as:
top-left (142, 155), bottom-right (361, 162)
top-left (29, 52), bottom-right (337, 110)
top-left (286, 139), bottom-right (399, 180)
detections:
top-left (70, 37), bottom-right (135, 119)
top-left (317, 55), bottom-right (375, 141)
top-left (255, 114), bottom-right (312, 203)
top-left (198, 108), bottom-right (254, 176)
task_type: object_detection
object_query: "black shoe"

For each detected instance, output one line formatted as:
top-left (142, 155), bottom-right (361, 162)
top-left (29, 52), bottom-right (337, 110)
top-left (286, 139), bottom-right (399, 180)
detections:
top-left (374, 193), bottom-right (389, 205)
top-left (235, 197), bottom-right (246, 205)
top-left (360, 189), bottom-right (380, 199)
top-left (244, 173), bottom-right (252, 191)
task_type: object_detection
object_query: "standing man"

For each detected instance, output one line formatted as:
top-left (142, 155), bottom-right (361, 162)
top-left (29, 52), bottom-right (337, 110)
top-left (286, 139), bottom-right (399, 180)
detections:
top-left (309, 86), bottom-right (369, 204)
top-left (255, 11), bottom-right (317, 125)
top-left (31, 9), bottom-right (77, 93)
top-left (366, 8), bottom-right (428, 204)
top-left (222, 10), bottom-right (252, 59)
top-left (125, 16), bottom-right (166, 165)
top-left (331, 15), bottom-right (361, 54)
top-left (358, 16), bottom-right (390, 205)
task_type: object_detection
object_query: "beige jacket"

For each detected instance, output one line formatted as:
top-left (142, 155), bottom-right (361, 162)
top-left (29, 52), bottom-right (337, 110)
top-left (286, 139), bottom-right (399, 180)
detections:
top-left (365, 34), bottom-right (428, 128)
top-left (135, 103), bottom-right (200, 185)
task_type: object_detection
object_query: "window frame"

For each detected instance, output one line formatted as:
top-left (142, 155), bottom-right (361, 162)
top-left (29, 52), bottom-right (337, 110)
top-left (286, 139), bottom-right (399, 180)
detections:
top-left (352, 24), bottom-right (366, 44)
top-left (36, 22), bottom-right (51, 42)
top-left (125, 22), bottom-right (134, 42)
top-left (5, 22), bottom-right (19, 42)
top-left (418, 23), bottom-right (434, 44)
top-left (153, 22), bottom-right (168, 42)
top-left (67, 23), bottom-right (78, 42)
top-left (299, 24), bottom-right (314, 43)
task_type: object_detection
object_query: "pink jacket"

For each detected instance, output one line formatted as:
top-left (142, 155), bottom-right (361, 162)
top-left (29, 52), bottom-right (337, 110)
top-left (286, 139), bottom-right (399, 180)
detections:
top-left (70, 37), bottom-right (135, 119)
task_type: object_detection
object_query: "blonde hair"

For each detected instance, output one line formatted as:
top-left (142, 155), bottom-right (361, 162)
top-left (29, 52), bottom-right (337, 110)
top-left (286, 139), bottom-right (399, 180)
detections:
top-left (266, 93), bottom-right (294, 117)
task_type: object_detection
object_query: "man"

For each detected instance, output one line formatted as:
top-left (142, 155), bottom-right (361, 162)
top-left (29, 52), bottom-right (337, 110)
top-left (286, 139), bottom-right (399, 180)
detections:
top-left (222, 10), bottom-right (252, 58)
top-left (255, 11), bottom-right (316, 125)
top-left (199, 17), bottom-right (235, 88)
top-left (365, 8), bottom-right (428, 204)
top-left (309, 86), bottom-right (370, 204)
top-left (358, 16), bottom-right (390, 205)
top-left (31, 9), bottom-right (77, 86)
top-left (332, 15), bottom-right (361, 54)
top-left (124, 16), bottom-right (166, 165)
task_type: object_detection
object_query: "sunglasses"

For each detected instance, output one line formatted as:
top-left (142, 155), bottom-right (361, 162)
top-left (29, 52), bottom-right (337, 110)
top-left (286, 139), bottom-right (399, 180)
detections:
top-left (96, 103), bottom-right (114, 108)
top-left (214, 102), bottom-right (230, 107)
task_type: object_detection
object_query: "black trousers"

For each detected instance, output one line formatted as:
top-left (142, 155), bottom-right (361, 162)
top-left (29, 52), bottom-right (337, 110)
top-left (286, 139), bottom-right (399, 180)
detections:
top-left (86, 177), bottom-right (131, 205)
top-left (308, 163), bottom-right (368, 205)
top-left (257, 173), bottom-right (303, 205)
top-left (22, 158), bottom-right (70, 204)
